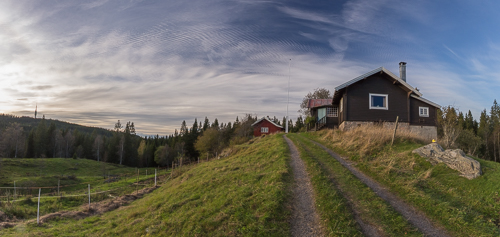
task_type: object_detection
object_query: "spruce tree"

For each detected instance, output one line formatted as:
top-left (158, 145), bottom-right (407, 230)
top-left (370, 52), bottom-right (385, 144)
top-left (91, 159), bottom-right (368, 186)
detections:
top-left (212, 118), bottom-right (219, 129)
top-left (35, 118), bottom-right (47, 157)
top-left (203, 117), bottom-right (210, 131)
top-left (25, 129), bottom-right (35, 158)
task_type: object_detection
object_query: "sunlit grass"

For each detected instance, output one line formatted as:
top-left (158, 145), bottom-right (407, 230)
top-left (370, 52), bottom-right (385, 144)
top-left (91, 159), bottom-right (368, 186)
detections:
top-left (1, 134), bottom-right (292, 236)
top-left (305, 127), bottom-right (500, 237)
top-left (288, 133), bottom-right (421, 236)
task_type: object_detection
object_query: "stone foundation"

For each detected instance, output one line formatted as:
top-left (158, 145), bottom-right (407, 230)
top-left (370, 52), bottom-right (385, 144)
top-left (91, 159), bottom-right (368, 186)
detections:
top-left (409, 125), bottom-right (437, 142)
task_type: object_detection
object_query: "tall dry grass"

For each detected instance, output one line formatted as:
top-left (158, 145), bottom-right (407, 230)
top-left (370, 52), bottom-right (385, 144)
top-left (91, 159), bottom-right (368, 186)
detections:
top-left (319, 125), bottom-right (431, 177)
top-left (322, 124), bottom-right (426, 157)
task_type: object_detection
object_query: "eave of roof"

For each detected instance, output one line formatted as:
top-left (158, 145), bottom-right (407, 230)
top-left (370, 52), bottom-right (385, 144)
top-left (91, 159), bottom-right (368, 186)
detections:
top-left (251, 117), bottom-right (283, 128)
top-left (410, 94), bottom-right (441, 108)
top-left (332, 67), bottom-right (423, 104)
top-left (307, 99), bottom-right (333, 108)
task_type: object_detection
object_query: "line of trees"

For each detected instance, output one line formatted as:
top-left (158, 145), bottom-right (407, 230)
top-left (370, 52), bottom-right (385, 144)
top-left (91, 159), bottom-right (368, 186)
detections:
top-left (0, 117), bottom-right (141, 166)
top-left (0, 114), bottom-right (307, 168)
top-left (439, 100), bottom-right (500, 162)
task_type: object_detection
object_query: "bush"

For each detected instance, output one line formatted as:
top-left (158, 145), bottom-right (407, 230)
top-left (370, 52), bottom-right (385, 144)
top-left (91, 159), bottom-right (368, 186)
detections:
top-left (21, 197), bottom-right (34, 205)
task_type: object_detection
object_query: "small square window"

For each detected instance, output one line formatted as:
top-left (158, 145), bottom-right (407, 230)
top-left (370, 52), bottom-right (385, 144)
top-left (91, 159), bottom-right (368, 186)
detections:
top-left (261, 127), bottom-right (269, 133)
top-left (327, 107), bottom-right (338, 117)
top-left (419, 107), bottom-right (429, 117)
top-left (369, 93), bottom-right (388, 110)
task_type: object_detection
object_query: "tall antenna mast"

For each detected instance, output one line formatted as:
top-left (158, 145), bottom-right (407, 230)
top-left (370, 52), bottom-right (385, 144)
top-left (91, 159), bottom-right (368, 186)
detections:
top-left (286, 59), bottom-right (291, 133)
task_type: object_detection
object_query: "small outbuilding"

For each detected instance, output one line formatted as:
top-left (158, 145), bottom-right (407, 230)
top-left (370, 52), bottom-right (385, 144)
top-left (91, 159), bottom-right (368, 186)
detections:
top-left (306, 99), bottom-right (338, 130)
top-left (251, 117), bottom-right (283, 136)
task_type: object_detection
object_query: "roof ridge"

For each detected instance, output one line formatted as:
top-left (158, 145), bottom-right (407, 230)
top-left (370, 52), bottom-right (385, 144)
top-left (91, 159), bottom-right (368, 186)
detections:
top-left (334, 67), bottom-right (422, 97)
top-left (251, 117), bottom-right (283, 128)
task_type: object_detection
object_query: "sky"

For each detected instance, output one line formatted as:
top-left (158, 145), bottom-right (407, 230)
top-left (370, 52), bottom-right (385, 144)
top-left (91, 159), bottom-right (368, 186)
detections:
top-left (1, 0), bottom-right (500, 136)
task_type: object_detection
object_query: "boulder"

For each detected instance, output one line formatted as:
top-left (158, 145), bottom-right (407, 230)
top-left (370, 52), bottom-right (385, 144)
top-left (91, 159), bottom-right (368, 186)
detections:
top-left (412, 143), bottom-right (481, 179)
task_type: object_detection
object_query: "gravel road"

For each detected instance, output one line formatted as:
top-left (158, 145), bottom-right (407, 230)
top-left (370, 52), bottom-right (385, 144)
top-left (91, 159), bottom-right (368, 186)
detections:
top-left (284, 135), bottom-right (324, 237)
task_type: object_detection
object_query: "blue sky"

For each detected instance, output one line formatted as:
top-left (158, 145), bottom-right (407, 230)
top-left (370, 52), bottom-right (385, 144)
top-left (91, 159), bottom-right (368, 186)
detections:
top-left (1, 0), bottom-right (499, 135)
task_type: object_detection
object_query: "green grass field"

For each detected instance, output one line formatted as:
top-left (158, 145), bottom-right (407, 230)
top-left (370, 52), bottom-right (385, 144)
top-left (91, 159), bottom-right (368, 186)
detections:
top-left (0, 134), bottom-right (292, 236)
top-left (0, 158), bottom-right (169, 221)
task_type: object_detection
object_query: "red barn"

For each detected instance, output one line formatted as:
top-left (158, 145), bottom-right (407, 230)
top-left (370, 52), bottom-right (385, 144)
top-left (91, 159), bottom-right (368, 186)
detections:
top-left (251, 117), bottom-right (283, 136)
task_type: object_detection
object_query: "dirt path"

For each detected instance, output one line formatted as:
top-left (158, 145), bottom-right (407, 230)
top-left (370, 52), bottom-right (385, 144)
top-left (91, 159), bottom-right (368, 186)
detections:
top-left (309, 140), bottom-right (451, 237)
top-left (298, 142), bottom-right (382, 237)
top-left (284, 135), bottom-right (324, 237)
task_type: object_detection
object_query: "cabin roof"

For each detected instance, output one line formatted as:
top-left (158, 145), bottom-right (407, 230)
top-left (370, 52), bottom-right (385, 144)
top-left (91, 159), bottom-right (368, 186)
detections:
top-left (251, 117), bottom-right (283, 128)
top-left (307, 99), bottom-right (333, 108)
top-left (333, 67), bottom-right (423, 103)
top-left (410, 94), bottom-right (440, 108)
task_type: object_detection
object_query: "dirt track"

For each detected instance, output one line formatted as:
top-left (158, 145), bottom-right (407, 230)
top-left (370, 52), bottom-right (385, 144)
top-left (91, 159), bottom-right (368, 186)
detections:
top-left (284, 135), bottom-right (324, 237)
top-left (309, 139), bottom-right (451, 237)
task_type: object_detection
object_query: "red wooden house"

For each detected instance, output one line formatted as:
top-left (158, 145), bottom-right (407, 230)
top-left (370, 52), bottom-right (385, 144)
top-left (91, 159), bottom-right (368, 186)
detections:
top-left (251, 117), bottom-right (283, 136)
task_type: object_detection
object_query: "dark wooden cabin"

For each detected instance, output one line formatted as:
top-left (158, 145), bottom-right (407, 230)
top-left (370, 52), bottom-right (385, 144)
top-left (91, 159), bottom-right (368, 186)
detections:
top-left (251, 117), bottom-right (283, 136)
top-left (328, 62), bottom-right (440, 140)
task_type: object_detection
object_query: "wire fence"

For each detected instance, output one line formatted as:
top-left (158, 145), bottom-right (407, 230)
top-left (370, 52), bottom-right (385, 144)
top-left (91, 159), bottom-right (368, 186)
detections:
top-left (0, 168), bottom-right (171, 202)
top-left (0, 158), bottom-right (212, 225)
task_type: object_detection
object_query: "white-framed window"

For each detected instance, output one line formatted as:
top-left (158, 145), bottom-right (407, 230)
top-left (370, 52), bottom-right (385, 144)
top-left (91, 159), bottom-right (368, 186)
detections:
top-left (261, 127), bottom-right (269, 133)
top-left (419, 107), bottom-right (429, 117)
top-left (369, 93), bottom-right (388, 110)
top-left (327, 107), bottom-right (338, 117)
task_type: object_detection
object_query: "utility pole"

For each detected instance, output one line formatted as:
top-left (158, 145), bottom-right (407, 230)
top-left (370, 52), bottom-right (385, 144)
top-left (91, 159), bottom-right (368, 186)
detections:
top-left (286, 59), bottom-right (291, 133)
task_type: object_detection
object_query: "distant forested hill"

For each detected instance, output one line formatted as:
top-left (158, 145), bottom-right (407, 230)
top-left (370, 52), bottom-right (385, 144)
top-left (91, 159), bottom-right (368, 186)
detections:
top-left (0, 114), bottom-right (113, 137)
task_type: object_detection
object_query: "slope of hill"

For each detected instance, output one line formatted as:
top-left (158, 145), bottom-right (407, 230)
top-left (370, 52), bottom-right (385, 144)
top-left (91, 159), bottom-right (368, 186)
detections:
top-left (305, 127), bottom-right (500, 236)
top-left (4, 127), bottom-right (498, 236)
top-left (0, 134), bottom-right (292, 236)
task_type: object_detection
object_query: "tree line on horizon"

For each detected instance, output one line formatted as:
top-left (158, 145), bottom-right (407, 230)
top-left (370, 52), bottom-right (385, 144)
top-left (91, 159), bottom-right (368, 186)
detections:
top-left (0, 113), bottom-right (306, 168)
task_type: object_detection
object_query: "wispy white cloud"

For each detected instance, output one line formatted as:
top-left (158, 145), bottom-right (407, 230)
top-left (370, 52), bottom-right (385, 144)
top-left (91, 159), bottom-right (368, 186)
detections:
top-left (2, 0), bottom-right (500, 135)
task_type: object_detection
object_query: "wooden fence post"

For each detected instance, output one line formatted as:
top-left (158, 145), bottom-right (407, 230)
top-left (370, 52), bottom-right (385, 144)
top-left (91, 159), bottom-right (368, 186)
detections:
top-left (391, 116), bottom-right (399, 146)
top-left (88, 184), bottom-right (91, 210)
top-left (37, 188), bottom-right (41, 225)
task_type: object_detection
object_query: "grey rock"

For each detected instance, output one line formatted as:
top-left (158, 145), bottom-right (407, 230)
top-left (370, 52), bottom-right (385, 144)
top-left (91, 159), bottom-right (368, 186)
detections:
top-left (412, 143), bottom-right (481, 179)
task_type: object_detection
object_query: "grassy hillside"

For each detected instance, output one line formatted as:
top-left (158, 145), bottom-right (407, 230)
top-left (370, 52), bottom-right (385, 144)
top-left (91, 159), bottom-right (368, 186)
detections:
top-left (1, 134), bottom-right (292, 236)
top-left (308, 127), bottom-right (500, 236)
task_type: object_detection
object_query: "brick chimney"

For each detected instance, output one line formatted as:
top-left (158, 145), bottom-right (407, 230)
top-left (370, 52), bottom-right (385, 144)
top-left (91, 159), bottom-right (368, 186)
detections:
top-left (399, 62), bottom-right (407, 82)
